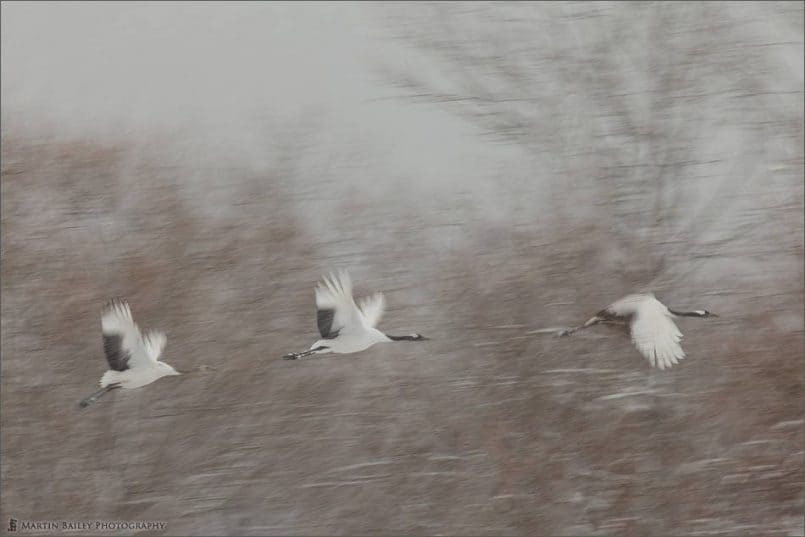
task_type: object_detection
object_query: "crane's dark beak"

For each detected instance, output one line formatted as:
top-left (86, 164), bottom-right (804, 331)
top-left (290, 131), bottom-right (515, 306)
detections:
top-left (710, 313), bottom-right (719, 318)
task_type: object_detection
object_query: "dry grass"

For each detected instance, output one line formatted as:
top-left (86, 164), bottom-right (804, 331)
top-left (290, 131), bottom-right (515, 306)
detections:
top-left (1, 133), bottom-right (802, 536)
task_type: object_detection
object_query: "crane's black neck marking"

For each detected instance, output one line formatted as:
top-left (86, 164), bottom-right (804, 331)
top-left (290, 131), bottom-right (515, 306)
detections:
top-left (668, 309), bottom-right (704, 317)
top-left (387, 334), bottom-right (424, 341)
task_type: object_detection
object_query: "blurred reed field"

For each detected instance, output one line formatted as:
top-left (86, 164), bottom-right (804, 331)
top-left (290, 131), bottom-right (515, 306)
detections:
top-left (1, 2), bottom-right (803, 536)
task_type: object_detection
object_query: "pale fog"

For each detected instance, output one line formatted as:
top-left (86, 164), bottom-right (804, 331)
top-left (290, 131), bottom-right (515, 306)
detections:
top-left (1, 2), bottom-right (802, 536)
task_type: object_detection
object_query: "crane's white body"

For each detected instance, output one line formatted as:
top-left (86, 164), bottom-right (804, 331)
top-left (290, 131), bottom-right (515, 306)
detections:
top-left (602, 293), bottom-right (686, 370)
top-left (98, 300), bottom-right (179, 388)
top-left (310, 328), bottom-right (391, 354)
top-left (310, 271), bottom-right (390, 354)
top-left (100, 363), bottom-right (177, 389)
top-left (285, 271), bottom-right (426, 360)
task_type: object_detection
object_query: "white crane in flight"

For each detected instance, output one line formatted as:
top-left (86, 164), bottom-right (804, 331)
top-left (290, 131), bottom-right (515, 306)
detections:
top-left (545, 293), bottom-right (717, 370)
top-left (283, 270), bottom-right (428, 360)
top-left (79, 299), bottom-right (181, 408)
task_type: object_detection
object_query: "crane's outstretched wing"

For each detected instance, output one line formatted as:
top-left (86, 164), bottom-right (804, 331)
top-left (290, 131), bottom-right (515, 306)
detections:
top-left (316, 308), bottom-right (338, 339)
top-left (357, 292), bottom-right (385, 329)
top-left (100, 298), bottom-right (154, 370)
top-left (630, 300), bottom-right (685, 370)
top-left (143, 330), bottom-right (167, 362)
top-left (315, 271), bottom-right (363, 338)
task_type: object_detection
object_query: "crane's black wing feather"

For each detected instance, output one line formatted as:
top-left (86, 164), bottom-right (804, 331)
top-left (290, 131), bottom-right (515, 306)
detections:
top-left (317, 308), bottom-right (340, 339)
top-left (103, 334), bottom-right (131, 371)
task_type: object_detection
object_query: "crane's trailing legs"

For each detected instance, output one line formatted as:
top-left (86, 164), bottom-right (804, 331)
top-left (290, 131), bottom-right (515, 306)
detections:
top-left (557, 316), bottom-right (623, 337)
top-left (78, 383), bottom-right (121, 408)
top-left (283, 346), bottom-right (329, 360)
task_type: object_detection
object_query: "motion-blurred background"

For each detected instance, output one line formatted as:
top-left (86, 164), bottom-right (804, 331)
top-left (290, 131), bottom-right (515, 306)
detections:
top-left (2, 2), bottom-right (803, 535)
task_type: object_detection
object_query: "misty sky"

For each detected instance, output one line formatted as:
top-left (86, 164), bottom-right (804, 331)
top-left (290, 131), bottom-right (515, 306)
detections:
top-left (3, 2), bottom-right (801, 238)
top-left (1, 2), bottom-right (525, 199)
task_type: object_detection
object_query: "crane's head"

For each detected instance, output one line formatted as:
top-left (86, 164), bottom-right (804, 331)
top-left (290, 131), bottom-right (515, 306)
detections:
top-left (695, 310), bottom-right (718, 318)
top-left (409, 333), bottom-right (429, 341)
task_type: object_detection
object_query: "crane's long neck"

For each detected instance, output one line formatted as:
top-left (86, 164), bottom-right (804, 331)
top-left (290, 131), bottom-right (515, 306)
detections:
top-left (668, 309), bottom-right (703, 317)
top-left (387, 334), bottom-right (419, 341)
